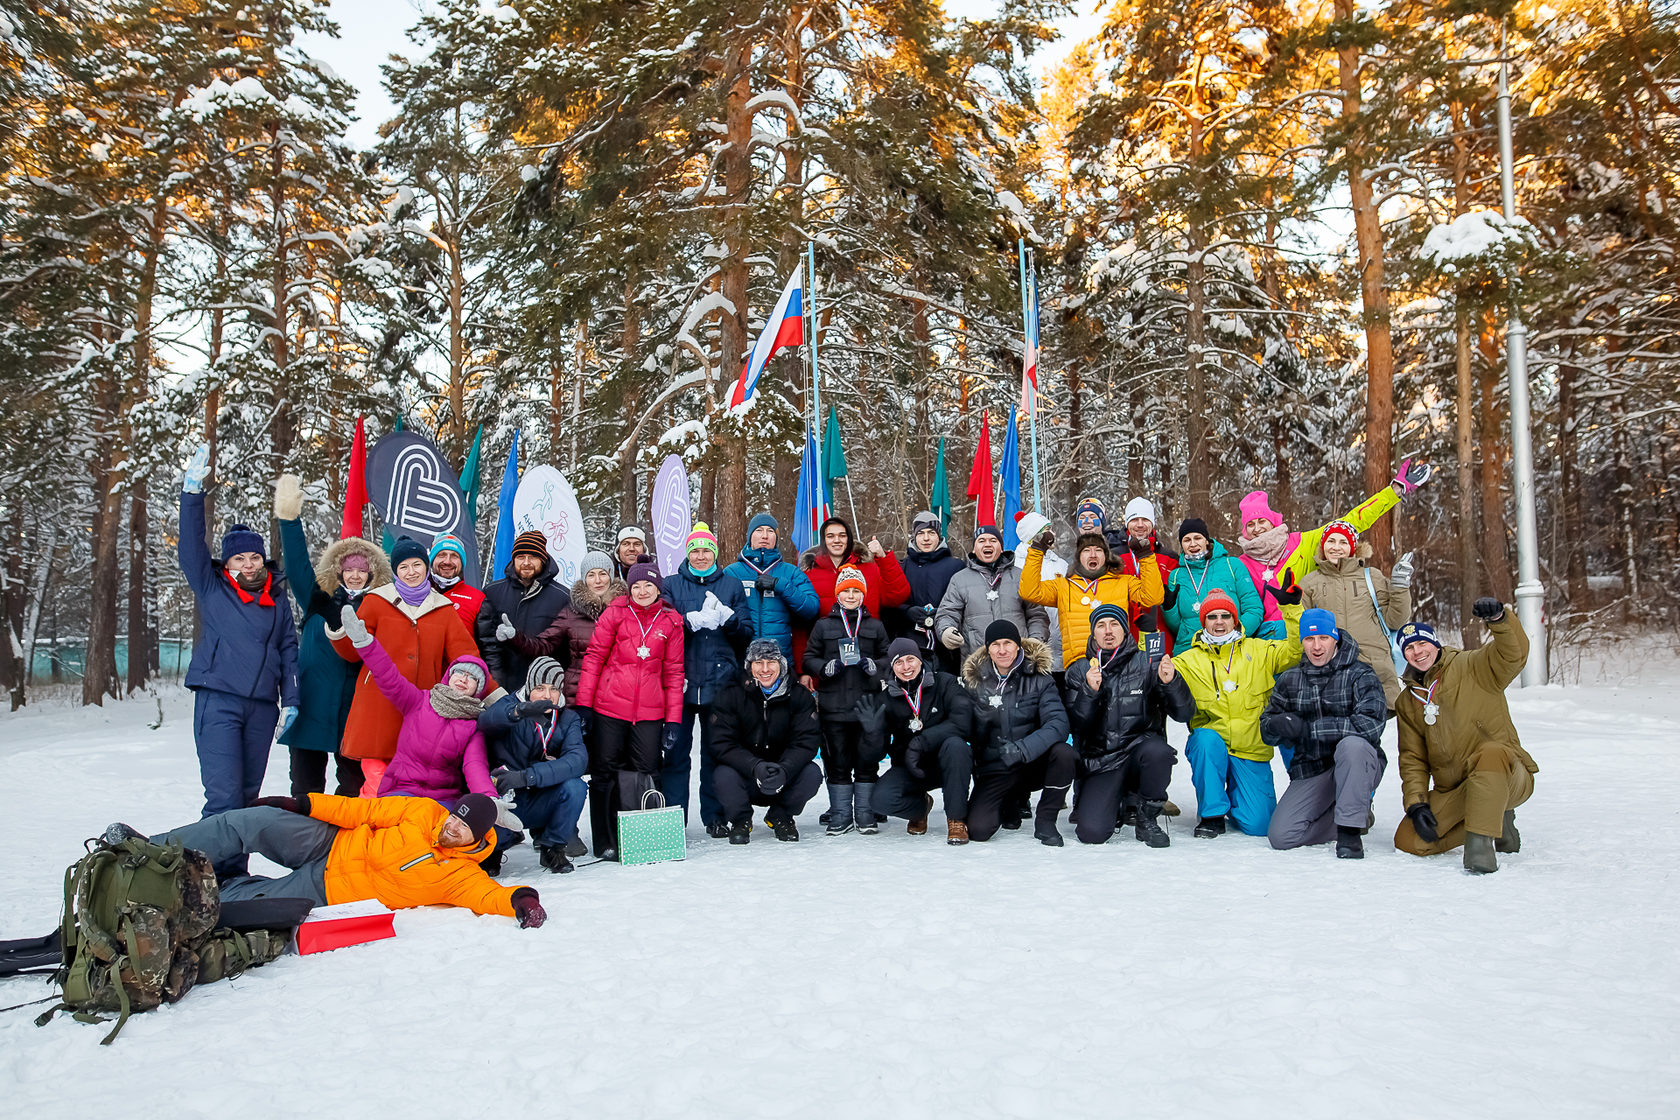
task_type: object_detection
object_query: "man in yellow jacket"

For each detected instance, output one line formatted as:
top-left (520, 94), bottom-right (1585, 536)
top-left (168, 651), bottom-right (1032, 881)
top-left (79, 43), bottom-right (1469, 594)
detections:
top-left (1019, 525), bottom-right (1163, 671)
top-left (1173, 584), bottom-right (1304, 838)
top-left (126, 792), bottom-right (547, 927)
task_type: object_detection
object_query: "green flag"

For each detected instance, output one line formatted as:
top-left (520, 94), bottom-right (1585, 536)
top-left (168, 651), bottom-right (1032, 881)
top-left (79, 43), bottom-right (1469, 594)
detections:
top-left (460, 424), bottom-right (484, 530)
top-left (930, 437), bottom-right (951, 536)
top-left (821, 405), bottom-right (847, 481)
top-left (380, 415), bottom-right (405, 554)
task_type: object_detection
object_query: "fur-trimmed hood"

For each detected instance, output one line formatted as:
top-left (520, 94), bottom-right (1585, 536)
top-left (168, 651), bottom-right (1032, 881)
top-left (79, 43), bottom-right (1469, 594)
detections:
top-left (314, 537), bottom-right (393, 595)
top-left (1071, 532), bottom-right (1123, 576)
top-left (568, 575), bottom-right (627, 621)
top-left (961, 637), bottom-right (1055, 687)
top-left (1314, 539), bottom-right (1375, 572)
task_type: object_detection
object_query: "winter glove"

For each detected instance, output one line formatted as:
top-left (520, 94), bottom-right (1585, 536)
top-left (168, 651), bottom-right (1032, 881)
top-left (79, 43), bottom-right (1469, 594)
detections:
top-left (704, 591), bottom-right (734, 626)
top-left (1392, 457), bottom-right (1433, 494)
top-left (495, 613), bottom-right (517, 642)
top-left (339, 603), bottom-right (373, 648)
top-left (273, 473), bottom-right (304, 521)
top-left (1390, 551), bottom-right (1415, 590)
top-left (181, 443), bottom-right (210, 494)
top-left (575, 706), bottom-right (596, 735)
top-left (1031, 528), bottom-right (1055, 552)
top-left (754, 572), bottom-right (776, 593)
top-left (511, 888), bottom-right (547, 929)
top-left (1128, 537), bottom-right (1153, 558)
top-left (277, 705), bottom-right (298, 737)
top-left (940, 627), bottom-right (964, 650)
top-left (661, 722), bottom-right (684, 764)
top-left (250, 795), bottom-right (308, 815)
top-left (511, 699), bottom-right (558, 721)
top-left (1160, 584), bottom-right (1178, 609)
top-left (997, 740), bottom-right (1028, 769)
top-left (823, 659), bottom-right (839, 678)
top-left (492, 767), bottom-right (530, 796)
top-left (905, 739), bottom-right (929, 780)
top-left (1406, 802), bottom-right (1440, 844)
top-left (852, 694), bottom-right (886, 738)
top-left (913, 604), bottom-right (936, 628)
top-left (1270, 572), bottom-right (1302, 606)
top-left (753, 761), bottom-right (787, 795)
top-left (1473, 597), bottom-right (1506, 623)
top-left (1268, 713), bottom-right (1307, 744)
top-left (862, 658), bottom-right (878, 677)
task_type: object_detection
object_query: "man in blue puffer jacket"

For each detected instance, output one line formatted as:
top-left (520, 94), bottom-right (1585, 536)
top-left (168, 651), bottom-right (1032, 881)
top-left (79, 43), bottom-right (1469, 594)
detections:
top-left (176, 445), bottom-right (300, 864)
top-left (724, 512), bottom-right (819, 661)
top-left (481, 657), bottom-right (588, 873)
top-left (664, 522), bottom-right (754, 833)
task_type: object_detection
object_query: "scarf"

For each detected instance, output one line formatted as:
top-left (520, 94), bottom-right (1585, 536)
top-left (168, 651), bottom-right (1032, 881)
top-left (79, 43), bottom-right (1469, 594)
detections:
top-left (428, 684), bottom-right (485, 720)
top-left (431, 573), bottom-right (462, 591)
top-left (1236, 522), bottom-right (1291, 569)
top-left (395, 574), bottom-right (431, 607)
top-left (225, 569), bottom-right (275, 608)
top-left (687, 562), bottom-right (718, 579)
top-left (1201, 628), bottom-right (1243, 648)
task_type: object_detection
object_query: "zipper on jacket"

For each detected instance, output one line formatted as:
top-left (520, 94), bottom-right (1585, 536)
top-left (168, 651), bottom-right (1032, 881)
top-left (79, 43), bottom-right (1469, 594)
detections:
top-left (399, 854), bottom-right (435, 872)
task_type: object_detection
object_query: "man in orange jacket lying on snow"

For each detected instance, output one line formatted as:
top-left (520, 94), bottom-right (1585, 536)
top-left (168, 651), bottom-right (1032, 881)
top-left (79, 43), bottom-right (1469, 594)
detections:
top-left (106, 792), bottom-right (546, 928)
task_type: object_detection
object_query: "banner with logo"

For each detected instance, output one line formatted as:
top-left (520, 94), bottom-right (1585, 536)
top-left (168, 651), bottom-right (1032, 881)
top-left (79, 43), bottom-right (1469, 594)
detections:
top-left (511, 464), bottom-right (588, 587)
top-left (365, 431), bottom-right (480, 586)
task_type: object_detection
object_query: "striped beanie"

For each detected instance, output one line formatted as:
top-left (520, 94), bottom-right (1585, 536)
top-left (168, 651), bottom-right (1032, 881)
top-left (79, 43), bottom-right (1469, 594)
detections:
top-left (512, 530), bottom-right (549, 561)
top-left (685, 522), bottom-right (718, 556)
top-left (835, 566), bottom-right (867, 596)
top-left (1322, 520), bottom-right (1359, 553)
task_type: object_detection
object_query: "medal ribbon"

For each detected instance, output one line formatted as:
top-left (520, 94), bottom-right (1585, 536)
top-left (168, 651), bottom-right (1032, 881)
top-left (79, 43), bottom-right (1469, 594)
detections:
top-left (535, 710), bottom-right (557, 756)
top-left (1409, 679), bottom-right (1439, 708)
top-left (840, 606), bottom-right (861, 642)
top-left (902, 681), bottom-right (924, 723)
top-left (630, 602), bottom-right (660, 651)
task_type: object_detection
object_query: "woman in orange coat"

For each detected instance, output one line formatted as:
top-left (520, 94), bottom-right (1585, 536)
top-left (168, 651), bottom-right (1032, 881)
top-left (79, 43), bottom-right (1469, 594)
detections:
top-left (330, 536), bottom-right (480, 794)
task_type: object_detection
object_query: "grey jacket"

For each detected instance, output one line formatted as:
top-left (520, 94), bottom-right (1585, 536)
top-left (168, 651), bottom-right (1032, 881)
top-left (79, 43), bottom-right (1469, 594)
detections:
top-left (934, 552), bottom-right (1050, 660)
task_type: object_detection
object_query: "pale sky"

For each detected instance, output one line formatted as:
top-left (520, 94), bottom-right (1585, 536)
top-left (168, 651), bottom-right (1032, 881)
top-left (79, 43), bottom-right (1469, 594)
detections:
top-left (299, 0), bottom-right (1105, 149)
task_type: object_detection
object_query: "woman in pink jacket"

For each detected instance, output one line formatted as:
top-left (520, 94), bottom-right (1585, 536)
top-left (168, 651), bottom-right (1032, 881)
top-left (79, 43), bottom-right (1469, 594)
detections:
top-left (575, 558), bottom-right (685, 856)
top-left (337, 605), bottom-right (499, 806)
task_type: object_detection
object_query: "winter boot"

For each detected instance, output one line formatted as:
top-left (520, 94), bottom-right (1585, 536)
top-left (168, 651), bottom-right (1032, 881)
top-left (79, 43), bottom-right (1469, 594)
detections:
top-left (706, 821), bottom-right (732, 839)
top-left (1135, 800), bottom-right (1171, 848)
top-left (1362, 805), bottom-right (1376, 835)
top-left (481, 847), bottom-right (506, 877)
top-left (825, 783), bottom-right (856, 836)
top-left (565, 834), bottom-right (589, 859)
top-left (539, 844), bottom-right (574, 873)
top-left (1335, 825), bottom-right (1364, 860)
top-left (729, 816), bottom-right (752, 845)
top-left (769, 810), bottom-right (799, 842)
top-left (947, 820), bottom-right (970, 845)
top-left (1194, 815), bottom-right (1227, 839)
top-left (1118, 793), bottom-right (1142, 829)
top-left (1001, 793), bottom-right (1027, 830)
top-left (1034, 783), bottom-right (1069, 847)
top-left (1162, 799), bottom-right (1181, 817)
top-left (1464, 832), bottom-right (1499, 873)
top-left (907, 793), bottom-right (934, 835)
top-left (854, 782), bottom-right (879, 834)
top-left (1496, 809), bottom-right (1521, 853)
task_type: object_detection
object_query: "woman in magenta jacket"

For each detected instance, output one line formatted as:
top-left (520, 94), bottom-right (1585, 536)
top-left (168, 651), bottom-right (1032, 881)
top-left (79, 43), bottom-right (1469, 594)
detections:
top-left (575, 559), bottom-right (685, 856)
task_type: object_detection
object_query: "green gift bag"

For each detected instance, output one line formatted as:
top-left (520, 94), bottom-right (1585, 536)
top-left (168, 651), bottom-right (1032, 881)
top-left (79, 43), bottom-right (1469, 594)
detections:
top-left (617, 789), bottom-right (687, 866)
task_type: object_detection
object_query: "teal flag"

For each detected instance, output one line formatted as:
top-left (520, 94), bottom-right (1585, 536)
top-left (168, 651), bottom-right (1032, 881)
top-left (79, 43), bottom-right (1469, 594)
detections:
top-left (460, 424), bottom-right (484, 532)
top-left (930, 437), bottom-right (951, 536)
top-left (380, 415), bottom-right (405, 554)
top-left (821, 405), bottom-right (847, 481)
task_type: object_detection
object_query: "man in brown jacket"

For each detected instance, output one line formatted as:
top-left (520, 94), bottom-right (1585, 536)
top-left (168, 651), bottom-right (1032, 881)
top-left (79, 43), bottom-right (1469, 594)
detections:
top-left (1392, 600), bottom-right (1538, 873)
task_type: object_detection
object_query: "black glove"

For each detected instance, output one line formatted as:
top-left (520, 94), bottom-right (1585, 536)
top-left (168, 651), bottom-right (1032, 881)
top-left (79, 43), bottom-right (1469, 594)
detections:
top-left (1268, 713), bottom-right (1307, 743)
top-left (661, 722), bottom-right (684, 763)
top-left (1032, 528), bottom-right (1055, 551)
top-left (1160, 585), bottom-right (1178, 610)
top-left (916, 604), bottom-right (936, 628)
top-left (1406, 803), bottom-right (1440, 844)
top-left (853, 694), bottom-right (886, 737)
top-left (755, 572), bottom-right (776, 593)
top-left (250, 795), bottom-right (307, 815)
top-left (997, 740), bottom-right (1028, 768)
top-left (1271, 571), bottom-right (1302, 606)
top-left (1128, 537), bottom-right (1153, 558)
top-left (511, 888), bottom-right (546, 929)
top-left (905, 737), bottom-right (929, 779)
top-left (823, 659), bottom-right (839, 678)
top-left (511, 700), bottom-right (557, 721)
top-left (862, 658), bottom-right (878, 677)
top-left (575, 706), bottom-right (596, 735)
top-left (754, 761), bottom-right (787, 795)
top-left (492, 767), bottom-right (529, 796)
top-left (1472, 597), bottom-right (1505, 622)
top-left (1135, 613), bottom-right (1158, 633)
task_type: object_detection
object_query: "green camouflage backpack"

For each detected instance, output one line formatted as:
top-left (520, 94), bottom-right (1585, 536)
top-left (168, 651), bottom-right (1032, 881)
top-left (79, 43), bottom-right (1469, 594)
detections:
top-left (36, 834), bottom-right (286, 1043)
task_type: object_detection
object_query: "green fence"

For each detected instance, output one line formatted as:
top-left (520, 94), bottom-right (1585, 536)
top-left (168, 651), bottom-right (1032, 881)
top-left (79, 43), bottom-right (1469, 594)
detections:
top-left (28, 639), bottom-right (194, 684)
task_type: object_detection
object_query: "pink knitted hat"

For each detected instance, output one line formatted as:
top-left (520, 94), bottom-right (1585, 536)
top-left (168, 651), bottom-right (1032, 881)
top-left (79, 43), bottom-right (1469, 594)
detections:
top-left (1238, 491), bottom-right (1282, 530)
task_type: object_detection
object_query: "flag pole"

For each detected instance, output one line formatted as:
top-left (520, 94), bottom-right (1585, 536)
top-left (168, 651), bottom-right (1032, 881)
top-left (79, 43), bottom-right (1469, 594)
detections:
top-left (1018, 238), bottom-right (1041, 511)
top-left (808, 241), bottom-right (821, 521)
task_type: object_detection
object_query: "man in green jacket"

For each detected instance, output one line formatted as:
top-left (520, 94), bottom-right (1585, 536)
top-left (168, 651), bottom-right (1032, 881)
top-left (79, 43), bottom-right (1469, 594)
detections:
top-left (1392, 601), bottom-right (1537, 873)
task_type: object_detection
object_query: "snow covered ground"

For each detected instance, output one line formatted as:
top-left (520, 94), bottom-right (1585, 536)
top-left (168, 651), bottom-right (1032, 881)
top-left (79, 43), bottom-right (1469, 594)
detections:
top-left (3, 669), bottom-right (1678, 1118)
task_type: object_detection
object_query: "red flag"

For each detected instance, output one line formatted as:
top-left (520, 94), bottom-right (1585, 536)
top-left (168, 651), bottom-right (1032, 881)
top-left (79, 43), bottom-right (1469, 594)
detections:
top-left (340, 416), bottom-right (369, 539)
top-left (965, 411), bottom-right (996, 526)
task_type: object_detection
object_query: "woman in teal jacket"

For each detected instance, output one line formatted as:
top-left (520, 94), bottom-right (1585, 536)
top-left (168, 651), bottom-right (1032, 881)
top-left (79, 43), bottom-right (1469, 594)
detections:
top-left (1161, 519), bottom-right (1262, 649)
top-left (273, 475), bottom-right (392, 798)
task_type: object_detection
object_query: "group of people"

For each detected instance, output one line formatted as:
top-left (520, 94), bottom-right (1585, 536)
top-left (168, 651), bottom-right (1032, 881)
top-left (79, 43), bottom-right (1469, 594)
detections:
top-left (140, 444), bottom-right (1540, 933)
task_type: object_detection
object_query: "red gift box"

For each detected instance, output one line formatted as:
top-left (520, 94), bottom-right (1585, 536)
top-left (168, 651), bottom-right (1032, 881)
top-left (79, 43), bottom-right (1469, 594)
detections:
top-left (295, 899), bottom-right (396, 955)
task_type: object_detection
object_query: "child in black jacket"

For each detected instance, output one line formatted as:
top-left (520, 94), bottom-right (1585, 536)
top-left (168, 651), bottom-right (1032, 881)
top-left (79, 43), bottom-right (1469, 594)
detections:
top-left (801, 566), bottom-right (890, 835)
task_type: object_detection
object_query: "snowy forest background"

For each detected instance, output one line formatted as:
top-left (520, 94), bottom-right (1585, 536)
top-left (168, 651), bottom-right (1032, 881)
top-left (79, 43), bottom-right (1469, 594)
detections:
top-left (0, 0), bottom-right (1675, 708)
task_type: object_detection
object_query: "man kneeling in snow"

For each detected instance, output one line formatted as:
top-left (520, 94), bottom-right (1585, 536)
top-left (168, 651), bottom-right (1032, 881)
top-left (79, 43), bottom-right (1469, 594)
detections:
top-left (1259, 608), bottom-right (1387, 858)
top-left (106, 793), bottom-right (546, 928)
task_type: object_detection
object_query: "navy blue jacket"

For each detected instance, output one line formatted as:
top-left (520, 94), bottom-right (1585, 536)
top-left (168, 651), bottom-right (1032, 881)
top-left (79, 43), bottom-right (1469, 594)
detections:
top-left (178, 491), bottom-right (300, 708)
top-left (894, 545), bottom-right (966, 654)
top-left (664, 565), bottom-right (753, 707)
top-left (724, 546), bottom-right (818, 660)
top-left (478, 695), bottom-right (588, 789)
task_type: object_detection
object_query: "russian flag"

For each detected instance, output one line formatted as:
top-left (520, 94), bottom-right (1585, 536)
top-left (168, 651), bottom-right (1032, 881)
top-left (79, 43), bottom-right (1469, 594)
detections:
top-left (1019, 265), bottom-right (1040, 417)
top-left (729, 265), bottom-right (805, 411)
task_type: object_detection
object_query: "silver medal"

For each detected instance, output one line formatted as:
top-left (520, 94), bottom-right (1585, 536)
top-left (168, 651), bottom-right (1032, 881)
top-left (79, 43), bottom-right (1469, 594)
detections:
top-left (1192, 600), bottom-right (1202, 615)
top-left (909, 718), bottom-right (923, 731)
top-left (1223, 679), bottom-right (1237, 693)
top-left (987, 590), bottom-right (999, 601)
top-left (637, 645), bottom-right (651, 659)
top-left (1424, 702), bottom-right (1439, 725)
top-left (1081, 596), bottom-right (1092, 606)
top-left (988, 695), bottom-right (1003, 708)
